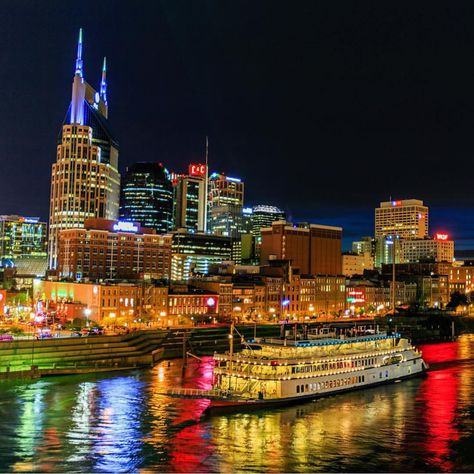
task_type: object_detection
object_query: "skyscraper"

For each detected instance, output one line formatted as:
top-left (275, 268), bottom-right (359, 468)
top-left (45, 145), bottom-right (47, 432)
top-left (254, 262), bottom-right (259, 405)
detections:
top-left (120, 162), bottom-right (173, 233)
top-left (48, 30), bottom-right (120, 269)
top-left (208, 173), bottom-right (244, 208)
top-left (173, 163), bottom-right (208, 233)
top-left (375, 199), bottom-right (428, 239)
top-left (251, 205), bottom-right (286, 237)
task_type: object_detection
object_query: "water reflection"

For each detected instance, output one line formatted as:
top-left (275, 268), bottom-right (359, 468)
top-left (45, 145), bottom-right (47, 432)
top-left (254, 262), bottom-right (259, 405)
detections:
top-left (0, 336), bottom-right (472, 472)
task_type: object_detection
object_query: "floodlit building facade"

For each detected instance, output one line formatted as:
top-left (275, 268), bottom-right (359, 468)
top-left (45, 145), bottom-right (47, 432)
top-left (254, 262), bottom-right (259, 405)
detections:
top-left (48, 30), bottom-right (120, 269)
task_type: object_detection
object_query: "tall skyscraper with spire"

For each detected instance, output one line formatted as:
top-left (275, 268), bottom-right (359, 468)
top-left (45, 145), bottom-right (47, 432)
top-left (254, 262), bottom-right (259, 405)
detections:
top-left (48, 29), bottom-right (120, 270)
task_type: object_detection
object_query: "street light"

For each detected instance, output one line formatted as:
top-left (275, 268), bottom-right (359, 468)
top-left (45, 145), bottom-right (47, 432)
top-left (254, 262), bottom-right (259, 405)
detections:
top-left (84, 308), bottom-right (92, 327)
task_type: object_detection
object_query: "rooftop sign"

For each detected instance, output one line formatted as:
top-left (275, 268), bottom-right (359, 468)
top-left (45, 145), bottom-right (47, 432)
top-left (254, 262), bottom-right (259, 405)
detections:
top-left (188, 163), bottom-right (207, 177)
top-left (113, 221), bottom-right (139, 233)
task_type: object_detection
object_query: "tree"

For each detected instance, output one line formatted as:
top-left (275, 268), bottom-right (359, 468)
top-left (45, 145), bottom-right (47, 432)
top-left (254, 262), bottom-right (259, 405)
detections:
top-left (447, 291), bottom-right (469, 309)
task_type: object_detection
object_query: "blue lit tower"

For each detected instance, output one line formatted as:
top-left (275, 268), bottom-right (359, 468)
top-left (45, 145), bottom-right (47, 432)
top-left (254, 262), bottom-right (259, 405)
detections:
top-left (48, 30), bottom-right (120, 270)
top-left (119, 162), bottom-right (174, 233)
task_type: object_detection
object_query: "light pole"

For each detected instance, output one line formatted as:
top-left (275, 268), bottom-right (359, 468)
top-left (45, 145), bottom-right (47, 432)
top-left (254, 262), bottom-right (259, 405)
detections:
top-left (84, 308), bottom-right (92, 327)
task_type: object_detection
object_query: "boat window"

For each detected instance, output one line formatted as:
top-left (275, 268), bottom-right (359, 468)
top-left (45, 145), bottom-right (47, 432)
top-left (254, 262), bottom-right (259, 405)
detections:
top-left (301, 385), bottom-right (305, 393)
top-left (379, 372), bottom-right (382, 378)
top-left (413, 360), bottom-right (416, 365)
top-left (296, 385), bottom-right (300, 393)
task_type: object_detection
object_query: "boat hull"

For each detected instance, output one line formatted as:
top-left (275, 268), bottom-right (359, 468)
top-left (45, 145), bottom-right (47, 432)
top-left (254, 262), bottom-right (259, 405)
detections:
top-left (204, 369), bottom-right (426, 415)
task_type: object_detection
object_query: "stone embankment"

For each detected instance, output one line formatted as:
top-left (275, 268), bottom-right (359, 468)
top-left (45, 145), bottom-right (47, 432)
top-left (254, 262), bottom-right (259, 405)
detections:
top-left (0, 324), bottom-right (283, 379)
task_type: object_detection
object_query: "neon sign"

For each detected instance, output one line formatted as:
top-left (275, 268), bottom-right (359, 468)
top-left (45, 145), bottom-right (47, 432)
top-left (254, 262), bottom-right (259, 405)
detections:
top-left (188, 163), bottom-right (207, 177)
top-left (113, 221), bottom-right (138, 233)
top-left (435, 233), bottom-right (449, 241)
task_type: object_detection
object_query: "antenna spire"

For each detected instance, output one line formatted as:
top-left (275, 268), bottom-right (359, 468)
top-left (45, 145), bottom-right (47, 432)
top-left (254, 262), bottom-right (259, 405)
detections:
top-left (75, 28), bottom-right (84, 78)
top-left (100, 57), bottom-right (107, 104)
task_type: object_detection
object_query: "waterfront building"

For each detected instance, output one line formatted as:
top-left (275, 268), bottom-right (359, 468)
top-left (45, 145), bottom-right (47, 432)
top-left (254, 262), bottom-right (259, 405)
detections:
top-left (34, 279), bottom-right (168, 325)
top-left (208, 173), bottom-right (244, 208)
top-left (48, 30), bottom-right (120, 269)
top-left (191, 278), bottom-right (233, 319)
top-left (119, 162), bottom-right (173, 233)
top-left (342, 252), bottom-right (374, 276)
top-left (297, 275), bottom-right (346, 316)
top-left (171, 231), bottom-right (232, 281)
top-left (345, 280), bottom-right (417, 313)
top-left (168, 286), bottom-right (219, 319)
top-left (173, 163), bottom-right (208, 233)
top-left (57, 218), bottom-right (172, 281)
top-left (375, 199), bottom-right (429, 239)
top-left (260, 221), bottom-right (342, 276)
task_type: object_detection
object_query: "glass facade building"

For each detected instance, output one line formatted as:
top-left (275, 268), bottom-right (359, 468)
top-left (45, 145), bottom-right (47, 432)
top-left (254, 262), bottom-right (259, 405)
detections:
top-left (0, 216), bottom-right (47, 260)
top-left (120, 162), bottom-right (173, 233)
top-left (171, 232), bottom-right (232, 281)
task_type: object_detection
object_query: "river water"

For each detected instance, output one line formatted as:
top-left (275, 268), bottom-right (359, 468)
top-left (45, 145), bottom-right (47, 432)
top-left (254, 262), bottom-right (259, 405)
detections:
top-left (0, 335), bottom-right (473, 473)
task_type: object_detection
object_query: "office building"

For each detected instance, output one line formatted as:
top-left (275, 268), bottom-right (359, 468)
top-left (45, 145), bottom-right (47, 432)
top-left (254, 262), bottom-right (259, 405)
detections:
top-left (342, 252), bottom-right (374, 276)
top-left (375, 199), bottom-right (428, 239)
top-left (57, 218), bottom-right (172, 281)
top-left (171, 231), bottom-right (231, 281)
top-left (251, 205), bottom-right (286, 237)
top-left (0, 215), bottom-right (47, 260)
top-left (399, 234), bottom-right (454, 263)
top-left (120, 162), bottom-right (173, 233)
top-left (352, 237), bottom-right (375, 256)
top-left (260, 221), bottom-right (342, 275)
top-left (208, 173), bottom-right (244, 208)
top-left (48, 30), bottom-right (120, 269)
top-left (173, 163), bottom-right (207, 232)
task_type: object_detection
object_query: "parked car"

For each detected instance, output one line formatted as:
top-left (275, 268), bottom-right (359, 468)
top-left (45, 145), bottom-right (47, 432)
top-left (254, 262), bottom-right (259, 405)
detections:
top-left (70, 331), bottom-right (82, 337)
top-left (0, 334), bottom-right (14, 342)
top-left (37, 328), bottom-right (52, 339)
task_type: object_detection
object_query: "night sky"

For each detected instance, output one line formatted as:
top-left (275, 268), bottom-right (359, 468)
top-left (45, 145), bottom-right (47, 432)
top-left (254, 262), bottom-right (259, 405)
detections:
top-left (1, 1), bottom-right (474, 250)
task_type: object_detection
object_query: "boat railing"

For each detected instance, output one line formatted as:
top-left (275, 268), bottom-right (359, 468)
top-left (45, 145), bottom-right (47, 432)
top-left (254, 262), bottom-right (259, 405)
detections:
top-left (163, 387), bottom-right (233, 399)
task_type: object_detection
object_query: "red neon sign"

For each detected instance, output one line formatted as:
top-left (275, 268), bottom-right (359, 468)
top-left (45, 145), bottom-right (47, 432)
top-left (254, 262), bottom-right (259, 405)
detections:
top-left (435, 233), bottom-right (449, 241)
top-left (188, 163), bottom-right (207, 177)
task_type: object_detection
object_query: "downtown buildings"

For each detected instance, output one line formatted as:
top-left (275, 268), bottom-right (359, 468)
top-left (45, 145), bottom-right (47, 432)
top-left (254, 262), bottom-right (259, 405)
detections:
top-left (5, 29), bottom-right (470, 326)
top-left (48, 30), bottom-right (120, 270)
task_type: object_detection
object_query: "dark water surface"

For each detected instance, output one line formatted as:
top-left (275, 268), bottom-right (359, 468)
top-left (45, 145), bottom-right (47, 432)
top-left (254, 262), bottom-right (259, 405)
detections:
top-left (0, 335), bottom-right (473, 472)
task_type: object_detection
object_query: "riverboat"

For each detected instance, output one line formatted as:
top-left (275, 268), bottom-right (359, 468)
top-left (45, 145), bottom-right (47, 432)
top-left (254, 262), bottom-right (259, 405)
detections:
top-left (165, 326), bottom-right (428, 414)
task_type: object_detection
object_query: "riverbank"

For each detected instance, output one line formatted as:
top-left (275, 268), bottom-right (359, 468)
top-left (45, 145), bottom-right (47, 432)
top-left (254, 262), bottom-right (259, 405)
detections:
top-left (1, 317), bottom-right (472, 380)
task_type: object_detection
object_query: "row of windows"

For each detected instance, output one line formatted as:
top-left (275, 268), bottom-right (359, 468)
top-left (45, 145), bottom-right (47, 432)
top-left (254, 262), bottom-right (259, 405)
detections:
top-left (291, 358), bottom-right (376, 374)
top-left (296, 375), bottom-right (366, 393)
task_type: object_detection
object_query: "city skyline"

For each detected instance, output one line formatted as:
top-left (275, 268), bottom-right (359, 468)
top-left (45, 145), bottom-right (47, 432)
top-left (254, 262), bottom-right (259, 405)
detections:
top-left (2, 2), bottom-right (474, 250)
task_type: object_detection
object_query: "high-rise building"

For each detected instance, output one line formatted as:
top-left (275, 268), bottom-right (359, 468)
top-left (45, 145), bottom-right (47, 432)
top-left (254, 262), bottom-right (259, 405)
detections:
top-left (251, 205), bottom-right (286, 237)
top-left (208, 173), bottom-right (244, 208)
top-left (250, 205), bottom-right (286, 258)
top-left (48, 30), bottom-right (120, 269)
top-left (399, 234), bottom-right (454, 263)
top-left (120, 162), bottom-right (173, 233)
top-left (260, 221), bottom-right (342, 275)
top-left (375, 199), bottom-right (428, 239)
top-left (173, 163), bottom-right (208, 233)
top-left (0, 216), bottom-right (47, 261)
top-left (171, 231), bottom-right (231, 281)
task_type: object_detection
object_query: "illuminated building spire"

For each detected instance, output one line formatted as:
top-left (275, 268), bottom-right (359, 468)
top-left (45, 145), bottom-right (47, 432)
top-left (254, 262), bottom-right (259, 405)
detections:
top-left (70, 28), bottom-right (86, 124)
top-left (75, 28), bottom-right (84, 78)
top-left (100, 57), bottom-right (108, 104)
